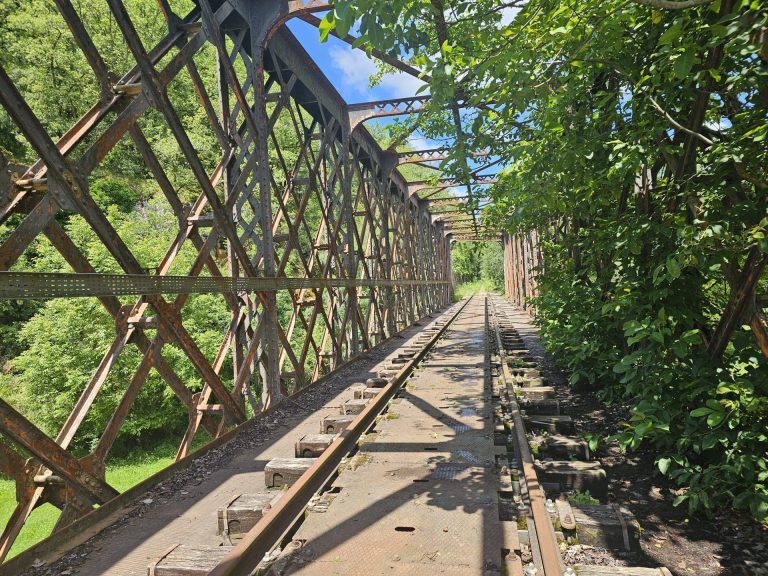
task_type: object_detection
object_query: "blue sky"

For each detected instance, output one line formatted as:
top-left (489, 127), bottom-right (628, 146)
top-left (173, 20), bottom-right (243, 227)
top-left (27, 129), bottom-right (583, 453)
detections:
top-left (286, 19), bottom-right (425, 103)
top-left (284, 17), bottom-right (507, 202)
top-left (286, 18), bottom-right (433, 152)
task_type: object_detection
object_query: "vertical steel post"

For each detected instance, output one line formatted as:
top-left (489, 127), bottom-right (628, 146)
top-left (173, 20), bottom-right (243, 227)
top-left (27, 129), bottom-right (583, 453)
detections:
top-left (249, 11), bottom-right (282, 408)
top-left (340, 124), bottom-right (359, 356)
top-left (218, 50), bottom-right (246, 412)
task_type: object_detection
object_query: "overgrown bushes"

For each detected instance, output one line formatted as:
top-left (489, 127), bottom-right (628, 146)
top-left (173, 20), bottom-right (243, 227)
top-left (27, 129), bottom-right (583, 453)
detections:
top-left (324, 0), bottom-right (768, 522)
top-left (535, 231), bottom-right (768, 521)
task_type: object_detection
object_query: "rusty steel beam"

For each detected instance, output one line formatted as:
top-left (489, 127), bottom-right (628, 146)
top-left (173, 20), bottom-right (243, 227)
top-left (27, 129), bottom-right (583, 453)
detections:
top-left (429, 208), bottom-right (471, 215)
top-left (410, 179), bottom-right (496, 197)
top-left (0, 272), bottom-right (450, 300)
top-left (347, 95), bottom-right (430, 128)
top-left (397, 147), bottom-right (490, 166)
top-left (427, 196), bottom-right (489, 207)
top-left (0, 0), bottom-right (455, 561)
top-left (436, 215), bottom-right (476, 223)
top-left (449, 235), bottom-right (501, 241)
top-left (0, 399), bottom-right (118, 506)
top-left (397, 147), bottom-right (450, 164)
top-left (347, 95), bottom-right (494, 130)
top-left (408, 173), bottom-right (497, 187)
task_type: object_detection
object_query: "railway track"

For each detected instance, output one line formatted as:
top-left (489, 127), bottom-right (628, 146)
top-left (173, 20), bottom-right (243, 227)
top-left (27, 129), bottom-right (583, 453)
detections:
top-left (488, 295), bottom-right (673, 576)
top-left (19, 295), bottom-right (678, 576)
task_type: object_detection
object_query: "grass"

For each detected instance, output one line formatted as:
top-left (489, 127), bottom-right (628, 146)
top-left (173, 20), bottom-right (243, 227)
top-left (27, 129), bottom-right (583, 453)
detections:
top-left (0, 441), bottom-right (182, 559)
top-left (569, 490), bottom-right (600, 505)
top-left (453, 279), bottom-right (502, 300)
top-left (0, 484), bottom-right (59, 560)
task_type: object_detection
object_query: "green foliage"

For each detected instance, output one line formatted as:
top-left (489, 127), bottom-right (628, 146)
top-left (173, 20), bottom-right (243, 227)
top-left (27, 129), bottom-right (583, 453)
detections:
top-left (90, 179), bottom-right (141, 214)
top-left (480, 242), bottom-right (504, 287)
top-left (0, 199), bottom-right (231, 452)
top-left (0, 299), bottom-right (41, 360)
top-left (451, 242), bottom-right (482, 282)
top-left (0, 0), bottom-right (239, 459)
top-left (452, 241), bottom-right (503, 282)
top-left (569, 490), bottom-right (600, 506)
top-left (325, 0), bottom-right (768, 523)
top-left (452, 241), bottom-right (504, 298)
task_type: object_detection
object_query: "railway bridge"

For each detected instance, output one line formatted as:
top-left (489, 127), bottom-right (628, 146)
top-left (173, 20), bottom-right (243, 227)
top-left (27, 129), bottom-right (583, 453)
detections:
top-left (0, 1), bottom-right (730, 575)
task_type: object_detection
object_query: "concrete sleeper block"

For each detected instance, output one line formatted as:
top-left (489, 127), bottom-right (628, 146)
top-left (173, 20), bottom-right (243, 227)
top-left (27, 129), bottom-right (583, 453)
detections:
top-left (217, 493), bottom-right (278, 542)
top-left (321, 414), bottom-right (355, 434)
top-left (535, 460), bottom-right (608, 501)
top-left (295, 433), bottom-right (337, 457)
top-left (265, 457), bottom-right (317, 488)
top-left (341, 398), bottom-right (369, 415)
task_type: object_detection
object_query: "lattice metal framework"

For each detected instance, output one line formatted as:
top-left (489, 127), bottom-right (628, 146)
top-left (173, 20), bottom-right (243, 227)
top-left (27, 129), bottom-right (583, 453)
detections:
top-left (0, 0), bottom-right (453, 558)
top-left (502, 230), bottom-right (542, 312)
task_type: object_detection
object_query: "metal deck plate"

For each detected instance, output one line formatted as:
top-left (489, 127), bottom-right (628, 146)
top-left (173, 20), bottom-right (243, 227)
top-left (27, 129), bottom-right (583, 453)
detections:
top-left (282, 299), bottom-right (504, 575)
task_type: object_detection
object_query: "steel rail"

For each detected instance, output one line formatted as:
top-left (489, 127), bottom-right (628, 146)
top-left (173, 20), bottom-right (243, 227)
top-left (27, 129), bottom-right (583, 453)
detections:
top-left (488, 295), bottom-right (564, 576)
top-left (207, 296), bottom-right (473, 576)
top-left (0, 272), bottom-right (450, 300)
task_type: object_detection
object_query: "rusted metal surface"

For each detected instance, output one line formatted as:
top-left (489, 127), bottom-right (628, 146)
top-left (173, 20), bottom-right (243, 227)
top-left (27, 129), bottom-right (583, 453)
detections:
top-left (0, 0), bottom-right (453, 561)
top-left (347, 96), bottom-right (431, 128)
top-left (488, 296), bottom-right (563, 575)
top-left (253, 296), bottom-right (505, 575)
top-left (207, 299), bottom-right (468, 575)
top-left (502, 231), bottom-right (542, 312)
top-left (0, 272), bottom-right (449, 300)
top-left (0, 399), bottom-right (118, 506)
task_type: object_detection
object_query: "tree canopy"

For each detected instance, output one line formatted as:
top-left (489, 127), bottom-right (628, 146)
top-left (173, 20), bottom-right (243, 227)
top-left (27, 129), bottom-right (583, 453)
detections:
top-left (322, 0), bottom-right (768, 522)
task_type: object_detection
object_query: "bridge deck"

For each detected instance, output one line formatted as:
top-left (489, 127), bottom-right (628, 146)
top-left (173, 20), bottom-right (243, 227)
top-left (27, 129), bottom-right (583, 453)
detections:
top-left (272, 296), bottom-right (506, 575)
top-left (28, 315), bottom-right (449, 576)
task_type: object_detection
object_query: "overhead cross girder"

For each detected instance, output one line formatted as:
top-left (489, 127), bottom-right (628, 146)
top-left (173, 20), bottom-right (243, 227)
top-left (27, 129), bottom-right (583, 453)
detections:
top-left (397, 147), bottom-right (450, 165)
top-left (450, 236), bottom-right (500, 241)
top-left (0, 0), bottom-right (452, 563)
top-left (427, 195), bottom-right (490, 206)
top-left (408, 178), bottom-right (497, 197)
top-left (429, 204), bottom-right (490, 215)
top-left (347, 96), bottom-right (431, 129)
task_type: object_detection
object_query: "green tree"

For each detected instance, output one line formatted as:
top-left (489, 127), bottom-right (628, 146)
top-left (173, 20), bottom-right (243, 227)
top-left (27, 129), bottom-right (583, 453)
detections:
top-left (451, 241), bottom-right (503, 288)
top-left (451, 242), bottom-right (481, 282)
top-left (323, 0), bottom-right (768, 522)
top-left (0, 197), bottom-right (231, 453)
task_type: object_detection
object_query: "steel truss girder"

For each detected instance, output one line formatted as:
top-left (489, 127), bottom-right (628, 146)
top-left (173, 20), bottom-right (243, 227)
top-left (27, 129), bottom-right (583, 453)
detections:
top-left (347, 95), bottom-right (431, 129)
top-left (409, 178), bottom-right (497, 197)
top-left (449, 235), bottom-right (501, 241)
top-left (427, 194), bottom-right (489, 205)
top-left (0, 0), bottom-right (452, 564)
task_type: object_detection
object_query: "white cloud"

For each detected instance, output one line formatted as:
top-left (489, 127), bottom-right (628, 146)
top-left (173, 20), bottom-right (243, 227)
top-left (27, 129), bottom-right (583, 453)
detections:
top-left (407, 135), bottom-right (432, 151)
top-left (499, 6), bottom-right (521, 26)
top-left (329, 46), bottom-right (378, 95)
top-left (328, 45), bottom-right (426, 98)
top-left (378, 69), bottom-right (426, 96)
